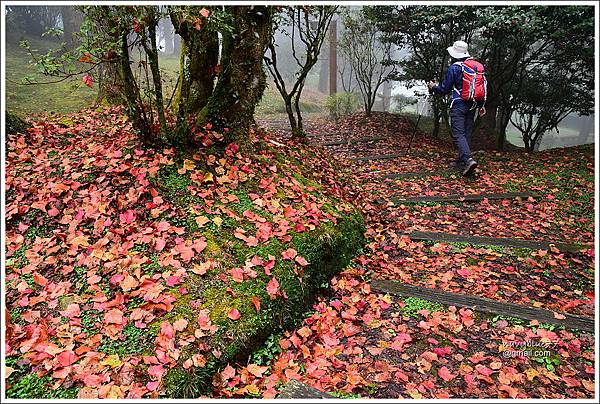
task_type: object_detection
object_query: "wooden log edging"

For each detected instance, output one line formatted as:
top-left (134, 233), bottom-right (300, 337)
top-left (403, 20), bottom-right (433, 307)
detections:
top-left (406, 231), bottom-right (589, 253)
top-left (317, 136), bottom-right (388, 146)
top-left (349, 153), bottom-right (406, 161)
top-left (277, 380), bottom-right (332, 399)
top-left (382, 170), bottom-right (453, 179)
top-left (374, 192), bottom-right (539, 205)
top-left (371, 279), bottom-right (595, 333)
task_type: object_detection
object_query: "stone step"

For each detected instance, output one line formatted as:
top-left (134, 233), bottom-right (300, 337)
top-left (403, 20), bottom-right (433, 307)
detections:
top-left (406, 231), bottom-right (588, 252)
top-left (374, 191), bottom-right (539, 205)
top-left (277, 379), bottom-right (332, 399)
top-left (371, 279), bottom-right (595, 333)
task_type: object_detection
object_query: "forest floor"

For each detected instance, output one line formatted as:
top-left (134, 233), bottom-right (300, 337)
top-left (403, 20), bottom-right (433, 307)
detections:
top-left (219, 112), bottom-right (595, 399)
top-left (3, 109), bottom-right (596, 399)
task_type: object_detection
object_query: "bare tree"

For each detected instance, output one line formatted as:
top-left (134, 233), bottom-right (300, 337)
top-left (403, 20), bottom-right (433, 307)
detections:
top-left (338, 9), bottom-right (394, 116)
top-left (337, 46), bottom-right (356, 93)
top-left (264, 6), bottom-right (337, 138)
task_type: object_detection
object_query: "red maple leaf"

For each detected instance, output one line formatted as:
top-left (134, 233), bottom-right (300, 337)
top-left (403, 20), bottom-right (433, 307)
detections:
top-left (266, 277), bottom-right (280, 299)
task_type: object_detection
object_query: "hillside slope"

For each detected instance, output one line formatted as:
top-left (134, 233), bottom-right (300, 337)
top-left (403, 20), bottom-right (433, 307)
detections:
top-left (4, 106), bottom-right (365, 398)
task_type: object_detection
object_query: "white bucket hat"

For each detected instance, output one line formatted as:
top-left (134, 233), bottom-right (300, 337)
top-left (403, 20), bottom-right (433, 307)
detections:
top-left (447, 40), bottom-right (470, 59)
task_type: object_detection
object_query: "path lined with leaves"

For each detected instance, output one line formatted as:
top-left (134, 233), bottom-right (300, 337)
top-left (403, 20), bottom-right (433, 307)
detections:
top-left (220, 112), bottom-right (595, 399)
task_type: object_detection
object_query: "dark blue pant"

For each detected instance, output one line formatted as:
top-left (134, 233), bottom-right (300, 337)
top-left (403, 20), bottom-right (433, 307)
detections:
top-left (449, 103), bottom-right (476, 164)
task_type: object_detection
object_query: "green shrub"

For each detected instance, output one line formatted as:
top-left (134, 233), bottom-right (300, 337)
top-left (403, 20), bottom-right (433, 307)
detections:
top-left (390, 94), bottom-right (417, 113)
top-left (325, 92), bottom-right (359, 121)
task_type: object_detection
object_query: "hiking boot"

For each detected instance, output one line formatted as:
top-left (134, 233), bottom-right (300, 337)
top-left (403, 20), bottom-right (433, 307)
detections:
top-left (462, 158), bottom-right (478, 176)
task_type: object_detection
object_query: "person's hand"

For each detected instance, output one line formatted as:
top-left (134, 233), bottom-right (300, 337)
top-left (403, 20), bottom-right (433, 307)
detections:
top-left (479, 106), bottom-right (486, 117)
top-left (427, 81), bottom-right (436, 90)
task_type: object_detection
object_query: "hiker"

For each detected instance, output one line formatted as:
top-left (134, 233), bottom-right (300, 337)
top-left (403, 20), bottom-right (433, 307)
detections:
top-left (427, 40), bottom-right (487, 176)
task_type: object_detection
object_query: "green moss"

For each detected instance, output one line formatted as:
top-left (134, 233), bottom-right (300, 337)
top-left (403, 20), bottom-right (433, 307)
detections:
top-left (153, 164), bottom-right (200, 208)
top-left (292, 171), bottom-right (323, 190)
top-left (203, 233), bottom-right (223, 256)
top-left (161, 211), bottom-right (365, 398)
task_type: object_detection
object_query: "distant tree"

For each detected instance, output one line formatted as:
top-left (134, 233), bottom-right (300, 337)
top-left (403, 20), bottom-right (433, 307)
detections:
top-left (369, 5), bottom-right (594, 150)
top-left (509, 6), bottom-right (594, 152)
top-left (5, 6), bottom-right (61, 39)
top-left (338, 9), bottom-right (395, 116)
top-left (264, 6), bottom-right (337, 138)
top-left (367, 6), bottom-right (478, 136)
top-left (60, 6), bottom-right (83, 47)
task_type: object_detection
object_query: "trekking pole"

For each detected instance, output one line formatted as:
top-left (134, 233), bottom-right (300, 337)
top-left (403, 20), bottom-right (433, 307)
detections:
top-left (405, 93), bottom-right (428, 155)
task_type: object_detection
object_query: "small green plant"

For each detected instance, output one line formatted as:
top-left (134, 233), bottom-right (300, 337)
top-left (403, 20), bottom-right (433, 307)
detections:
top-left (7, 245), bottom-right (29, 269)
top-left (6, 369), bottom-right (78, 399)
top-left (98, 324), bottom-right (155, 356)
top-left (491, 315), bottom-right (526, 326)
top-left (330, 391), bottom-right (362, 399)
top-left (325, 92), bottom-right (359, 122)
top-left (141, 254), bottom-right (162, 275)
top-left (401, 297), bottom-right (445, 318)
top-left (80, 309), bottom-right (102, 335)
top-left (530, 349), bottom-right (561, 371)
top-left (249, 333), bottom-right (283, 366)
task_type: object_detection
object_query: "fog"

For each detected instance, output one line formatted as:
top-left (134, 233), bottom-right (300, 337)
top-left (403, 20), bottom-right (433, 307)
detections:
top-left (4, 5), bottom-right (595, 150)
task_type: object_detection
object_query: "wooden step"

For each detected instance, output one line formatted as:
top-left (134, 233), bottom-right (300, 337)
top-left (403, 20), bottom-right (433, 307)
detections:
top-left (278, 380), bottom-right (332, 399)
top-left (318, 136), bottom-right (387, 146)
top-left (382, 170), bottom-right (452, 179)
top-left (349, 153), bottom-right (405, 161)
top-left (406, 231), bottom-right (588, 252)
top-left (374, 192), bottom-right (539, 205)
top-left (371, 279), bottom-right (595, 333)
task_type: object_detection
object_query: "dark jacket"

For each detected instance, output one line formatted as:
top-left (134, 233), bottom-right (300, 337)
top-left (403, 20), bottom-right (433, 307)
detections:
top-left (433, 58), bottom-right (483, 109)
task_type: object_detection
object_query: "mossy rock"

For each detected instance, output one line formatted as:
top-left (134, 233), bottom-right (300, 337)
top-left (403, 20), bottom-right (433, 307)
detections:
top-left (160, 211), bottom-right (366, 397)
top-left (6, 111), bottom-right (30, 135)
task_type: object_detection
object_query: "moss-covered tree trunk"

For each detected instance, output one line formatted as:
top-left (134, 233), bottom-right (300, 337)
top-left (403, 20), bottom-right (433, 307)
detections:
top-left (119, 32), bottom-right (154, 144)
top-left (171, 11), bottom-right (219, 117)
top-left (203, 6), bottom-right (273, 143)
top-left (143, 16), bottom-right (168, 139)
top-left (96, 61), bottom-right (123, 105)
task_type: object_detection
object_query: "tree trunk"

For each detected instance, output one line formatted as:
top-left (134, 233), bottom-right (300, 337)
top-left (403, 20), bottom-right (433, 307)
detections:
top-left (145, 20), bottom-right (168, 139)
top-left (285, 97), bottom-right (299, 136)
top-left (119, 33), bottom-right (152, 143)
top-left (293, 80), bottom-right (306, 138)
top-left (60, 6), bottom-right (83, 48)
top-left (318, 51), bottom-right (328, 93)
top-left (432, 106), bottom-right (441, 138)
top-left (204, 6), bottom-right (273, 143)
top-left (185, 29), bottom-right (219, 114)
top-left (96, 61), bottom-right (122, 104)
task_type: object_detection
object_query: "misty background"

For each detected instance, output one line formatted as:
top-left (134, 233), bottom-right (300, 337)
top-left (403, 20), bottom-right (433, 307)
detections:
top-left (4, 5), bottom-right (595, 151)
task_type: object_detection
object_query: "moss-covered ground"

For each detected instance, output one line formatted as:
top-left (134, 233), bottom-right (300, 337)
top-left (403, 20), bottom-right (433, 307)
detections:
top-left (4, 106), bottom-right (365, 398)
